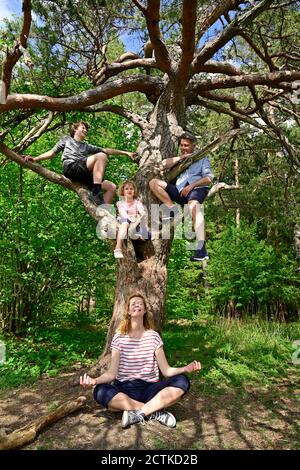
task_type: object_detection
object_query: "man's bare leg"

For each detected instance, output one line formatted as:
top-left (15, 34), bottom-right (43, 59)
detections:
top-left (149, 179), bottom-right (174, 207)
top-left (86, 153), bottom-right (116, 204)
top-left (188, 200), bottom-right (205, 243)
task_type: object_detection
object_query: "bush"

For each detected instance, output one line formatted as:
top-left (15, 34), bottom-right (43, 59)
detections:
top-left (206, 225), bottom-right (299, 319)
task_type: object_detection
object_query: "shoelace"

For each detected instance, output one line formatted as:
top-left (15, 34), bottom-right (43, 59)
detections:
top-left (138, 414), bottom-right (146, 425)
top-left (149, 411), bottom-right (167, 424)
top-left (129, 411), bottom-right (146, 426)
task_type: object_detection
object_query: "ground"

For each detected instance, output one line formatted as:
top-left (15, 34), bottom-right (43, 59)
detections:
top-left (0, 366), bottom-right (299, 450)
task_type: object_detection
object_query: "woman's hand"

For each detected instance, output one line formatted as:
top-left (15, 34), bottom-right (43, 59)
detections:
top-left (79, 373), bottom-right (96, 387)
top-left (184, 360), bottom-right (201, 373)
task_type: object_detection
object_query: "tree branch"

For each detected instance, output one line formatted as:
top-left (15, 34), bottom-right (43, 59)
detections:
top-left (0, 75), bottom-right (164, 112)
top-left (195, 60), bottom-right (241, 76)
top-left (239, 31), bottom-right (277, 71)
top-left (93, 58), bottom-right (157, 85)
top-left (131, 0), bottom-right (146, 15)
top-left (167, 128), bottom-right (249, 181)
top-left (14, 112), bottom-right (56, 152)
top-left (269, 100), bottom-right (300, 127)
top-left (144, 0), bottom-right (172, 74)
top-left (196, 0), bottom-right (243, 42)
top-left (80, 104), bottom-right (149, 132)
top-left (0, 0), bottom-right (32, 103)
top-left (0, 396), bottom-right (86, 450)
top-left (187, 70), bottom-right (300, 98)
top-left (197, 90), bottom-right (258, 115)
top-left (207, 182), bottom-right (241, 198)
top-left (192, 0), bottom-right (275, 70)
top-left (0, 142), bottom-right (100, 221)
top-left (178, 0), bottom-right (197, 83)
top-left (195, 96), bottom-right (274, 135)
top-left (270, 52), bottom-right (300, 61)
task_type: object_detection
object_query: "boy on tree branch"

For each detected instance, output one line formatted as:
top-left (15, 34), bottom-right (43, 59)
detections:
top-left (23, 121), bottom-right (136, 205)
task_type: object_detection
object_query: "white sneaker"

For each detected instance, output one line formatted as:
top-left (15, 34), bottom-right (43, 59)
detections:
top-left (114, 249), bottom-right (124, 259)
top-left (121, 410), bottom-right (146, 428)
top-left (149, 410), bottom-right (176, 428)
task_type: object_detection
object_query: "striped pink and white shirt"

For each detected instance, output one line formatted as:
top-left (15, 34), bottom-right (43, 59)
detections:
top-left (111, 330), bottom-right (163, 382)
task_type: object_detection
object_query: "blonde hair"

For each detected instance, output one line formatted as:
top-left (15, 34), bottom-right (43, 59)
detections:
top-left (118, 180), bottom-right (138, 198)
top-left (118, 294), bottom-right (155, 334)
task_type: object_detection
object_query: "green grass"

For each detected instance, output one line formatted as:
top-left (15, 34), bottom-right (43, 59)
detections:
top-left (0, 317), bottom-right (299, 394)
top-left (0, 326), bottom-right (106, 390)
top-left (163, 317), bottom-right (300, 393)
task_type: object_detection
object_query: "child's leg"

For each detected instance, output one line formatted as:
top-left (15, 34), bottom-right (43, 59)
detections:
top-left (115, 222), bottom-right (129, 251)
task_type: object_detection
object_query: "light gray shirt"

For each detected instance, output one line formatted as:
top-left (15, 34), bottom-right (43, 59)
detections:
top-left (52, 136), bottom-right (103, 166)
top-left (176, 156), bottom-right (214, 192)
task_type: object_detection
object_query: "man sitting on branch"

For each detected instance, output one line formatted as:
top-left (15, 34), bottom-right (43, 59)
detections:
top-left (149, 131), bottom-right (214, 261)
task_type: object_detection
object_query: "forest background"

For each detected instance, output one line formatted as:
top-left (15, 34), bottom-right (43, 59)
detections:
top-left (0, 0), bottom-right (299, 450)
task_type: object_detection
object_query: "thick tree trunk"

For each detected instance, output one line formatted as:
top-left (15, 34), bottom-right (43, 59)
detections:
top-left (96, 86), bottom-right (185, 368)
top-left (102, 238), bottom-right (171, 356)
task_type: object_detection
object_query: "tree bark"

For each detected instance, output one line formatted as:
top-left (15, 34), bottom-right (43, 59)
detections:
top-left (102, 241), bottom-right (169, 356)
top-left (98, 85), bottom-right (185, 364)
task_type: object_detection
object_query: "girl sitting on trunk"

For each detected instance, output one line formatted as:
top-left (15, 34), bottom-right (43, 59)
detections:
top-left (114, 180), bottom-right (150, 259)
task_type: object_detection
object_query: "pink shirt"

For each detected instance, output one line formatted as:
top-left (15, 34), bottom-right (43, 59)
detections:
top-left (111, 330), bottom-right (163, 382)
top-left (116, 199), bottom-right (144, 221)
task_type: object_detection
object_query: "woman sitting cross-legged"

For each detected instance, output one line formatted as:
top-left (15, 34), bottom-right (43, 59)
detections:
top-left (80, 293), bottom-right (201, 428)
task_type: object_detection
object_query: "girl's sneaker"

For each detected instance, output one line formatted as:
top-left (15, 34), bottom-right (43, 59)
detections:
top-left (114, 249), bottom-right (124, 259)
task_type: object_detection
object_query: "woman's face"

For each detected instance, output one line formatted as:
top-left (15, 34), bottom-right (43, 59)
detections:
top-left (129, 297), bottom-right (145, 317)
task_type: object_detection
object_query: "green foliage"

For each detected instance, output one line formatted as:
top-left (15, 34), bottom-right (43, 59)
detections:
top-left (167, 239), bottom-right (207, 319)
top-left (0, 326), bottom-right (106, 390)
top-left (0, 106), bottom-right (142, 332)
top-left (0, 161), bottom-right (116, 331)
top-left (206, 225), bottom-right (299, 318)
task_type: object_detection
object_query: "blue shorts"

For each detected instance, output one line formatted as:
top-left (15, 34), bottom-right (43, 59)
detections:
top-left (166, 184), bottom-right (209, 206)
top-left (93, 374), bottom-right (190, 408)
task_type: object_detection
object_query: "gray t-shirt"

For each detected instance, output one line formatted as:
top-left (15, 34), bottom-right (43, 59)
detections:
top-left (52, 136), bottom-right (103, 167)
